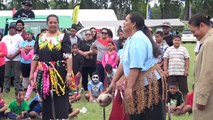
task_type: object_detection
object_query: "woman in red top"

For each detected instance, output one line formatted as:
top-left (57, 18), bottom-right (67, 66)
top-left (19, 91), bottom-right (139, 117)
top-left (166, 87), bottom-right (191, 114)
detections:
top-left (0, 41), bottom-right (8, 92)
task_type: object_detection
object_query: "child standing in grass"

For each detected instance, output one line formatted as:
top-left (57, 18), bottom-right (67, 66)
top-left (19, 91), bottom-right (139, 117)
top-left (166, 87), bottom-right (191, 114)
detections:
top-left (69, 43), bottom-right (84, 102)
top-left (6, 89), bottom-right (30, 120)
top-left (19, 29), bottom-right (35, 90)
top-left (102, 41), bottom-right (118, 69)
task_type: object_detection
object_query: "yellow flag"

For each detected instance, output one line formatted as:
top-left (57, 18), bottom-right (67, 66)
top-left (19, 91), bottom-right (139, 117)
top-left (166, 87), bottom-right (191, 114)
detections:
top-left (72, 4), bottom-right (80, 24)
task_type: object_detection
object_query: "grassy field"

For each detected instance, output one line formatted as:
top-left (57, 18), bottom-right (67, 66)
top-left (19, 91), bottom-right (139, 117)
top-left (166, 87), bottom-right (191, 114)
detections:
top-left (2, 43), bottom-right (196, 120)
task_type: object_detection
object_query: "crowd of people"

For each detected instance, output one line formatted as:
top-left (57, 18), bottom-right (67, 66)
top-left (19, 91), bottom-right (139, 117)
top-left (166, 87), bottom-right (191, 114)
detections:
top-left (0, 4), bottom-right (213, 119)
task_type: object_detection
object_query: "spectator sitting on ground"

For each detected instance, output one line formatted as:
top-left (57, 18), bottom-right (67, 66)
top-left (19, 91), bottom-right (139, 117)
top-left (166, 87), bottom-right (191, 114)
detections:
top-left (6, 89), bottom-right (30, 120)
top-left (29, 94), bottom-right (42, 119)
top-left (13, 0), bottom-right (35, 19)
top-left (0, 86), bottom-right (7, 119)
top-left (85, 72), bottom-right (104, 102)
top-left (175, 84), bottom-right (194, 116)
top-left (68, 103), bottom-right (80, 118)
top-left (167, 83), bottom-right (185, 115)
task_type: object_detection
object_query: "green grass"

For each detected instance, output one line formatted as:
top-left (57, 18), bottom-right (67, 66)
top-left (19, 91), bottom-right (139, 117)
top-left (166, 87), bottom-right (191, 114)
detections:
top-left (2, 43), bottom-right (196, 120)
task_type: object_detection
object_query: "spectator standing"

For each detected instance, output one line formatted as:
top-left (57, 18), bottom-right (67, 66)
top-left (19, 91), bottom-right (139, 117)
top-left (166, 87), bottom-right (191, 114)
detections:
top-left (102, 41), bottom-right (118, 69)
top-left (1, 25), bottom-right (23, 93)
top-left (162, 22), bottom-right (173, 46)
top-left (90, 27), bottom-right (97, 40)
top-left (155, 31), bottom-right (169, 68)
top-left (78, 30), bottom-right (96, 91)
top-left (163, 35), bottom-right (190, 99)
top-left (92, 28), bottom-right (114, 84)
top-left (0, 39), bottom-right (7, 92)
top-left (13, 0), bottom-right (35, 19)
top-left (19, 29), bottom-right (35, 90)
top-left (69, 24), bottom-right (81, 46)
top-left (72, 43), bottom-right (84, 92)
top-left (16, 20), bottom-right (27, 40)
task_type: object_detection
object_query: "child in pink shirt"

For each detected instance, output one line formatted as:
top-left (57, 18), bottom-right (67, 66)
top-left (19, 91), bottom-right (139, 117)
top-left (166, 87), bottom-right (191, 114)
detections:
top-left (20, 49), bottom-right (37, 100)
top-left (102, 41), bottom-right (118, 69)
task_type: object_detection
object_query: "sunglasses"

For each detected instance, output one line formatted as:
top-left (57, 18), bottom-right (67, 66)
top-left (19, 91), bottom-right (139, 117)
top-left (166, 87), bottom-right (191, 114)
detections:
top-left (85, 34), bottom-right (91, 36)
top-left (92, 76), bottom-right (99, 79)
top-left (101, 32), bottom-right (108, 35)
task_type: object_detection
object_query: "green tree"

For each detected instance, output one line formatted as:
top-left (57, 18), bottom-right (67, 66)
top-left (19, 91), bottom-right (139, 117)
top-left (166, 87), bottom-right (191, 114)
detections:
top-left (131, 0), bottom-right (147, 17)
top-left (0, 2), bottom-right (6, 10)
top-left (80, 0), bottom-right (97, 9)
top-left (49, 0), bottom-right (72, 9)
top-left (191, 0), bottom-right (213, 17)
top-left (109, 0), bottom-right (131, 20)
top-left (159, 0), bottom-right (183, 18)
top-left (150, 4), bottom-right (161, 19)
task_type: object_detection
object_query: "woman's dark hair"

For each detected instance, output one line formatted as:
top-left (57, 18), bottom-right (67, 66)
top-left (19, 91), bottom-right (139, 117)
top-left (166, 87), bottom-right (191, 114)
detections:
top-left (128, 12), bottom-right (161, 58)
top-left (189, 14), bottom-right (211, 27)
top-left (47, 14), bottom-right (59, 23)
top-left (101, 28), bottom-right (108, 32)
top-left (90, 27), bottom-right (96, 31)
top-left (107, 29), bottom-right (113, 38)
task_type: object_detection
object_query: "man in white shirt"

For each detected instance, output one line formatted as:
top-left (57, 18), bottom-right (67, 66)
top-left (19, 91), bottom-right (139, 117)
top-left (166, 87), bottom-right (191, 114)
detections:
top-left (1, 25), bottom-right (24, 93)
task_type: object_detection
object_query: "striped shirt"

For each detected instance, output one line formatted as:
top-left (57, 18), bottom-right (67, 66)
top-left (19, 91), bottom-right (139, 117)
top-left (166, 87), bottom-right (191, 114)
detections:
top-left (163, 45), bottom-right (189, 75)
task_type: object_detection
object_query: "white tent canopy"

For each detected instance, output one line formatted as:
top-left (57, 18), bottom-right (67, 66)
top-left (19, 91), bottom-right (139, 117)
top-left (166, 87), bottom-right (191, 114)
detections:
top-left (79, 19), bottom-right (185, 28)
top-left (145, 19), bottom-right (185, 27)
top-left (0, 9), bottom-right (118, 21)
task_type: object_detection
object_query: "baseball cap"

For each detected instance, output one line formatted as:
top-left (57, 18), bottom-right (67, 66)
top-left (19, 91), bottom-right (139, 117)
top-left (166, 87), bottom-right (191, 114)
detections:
top-left (26, 29), bottom-right (33, 34)
top-left (162, 22), bottom-right (171, 28)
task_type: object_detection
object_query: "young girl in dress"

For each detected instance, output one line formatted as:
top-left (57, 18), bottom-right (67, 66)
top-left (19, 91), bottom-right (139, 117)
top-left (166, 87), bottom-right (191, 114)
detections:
top-left (101, 41), bottom-right (118, 69)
